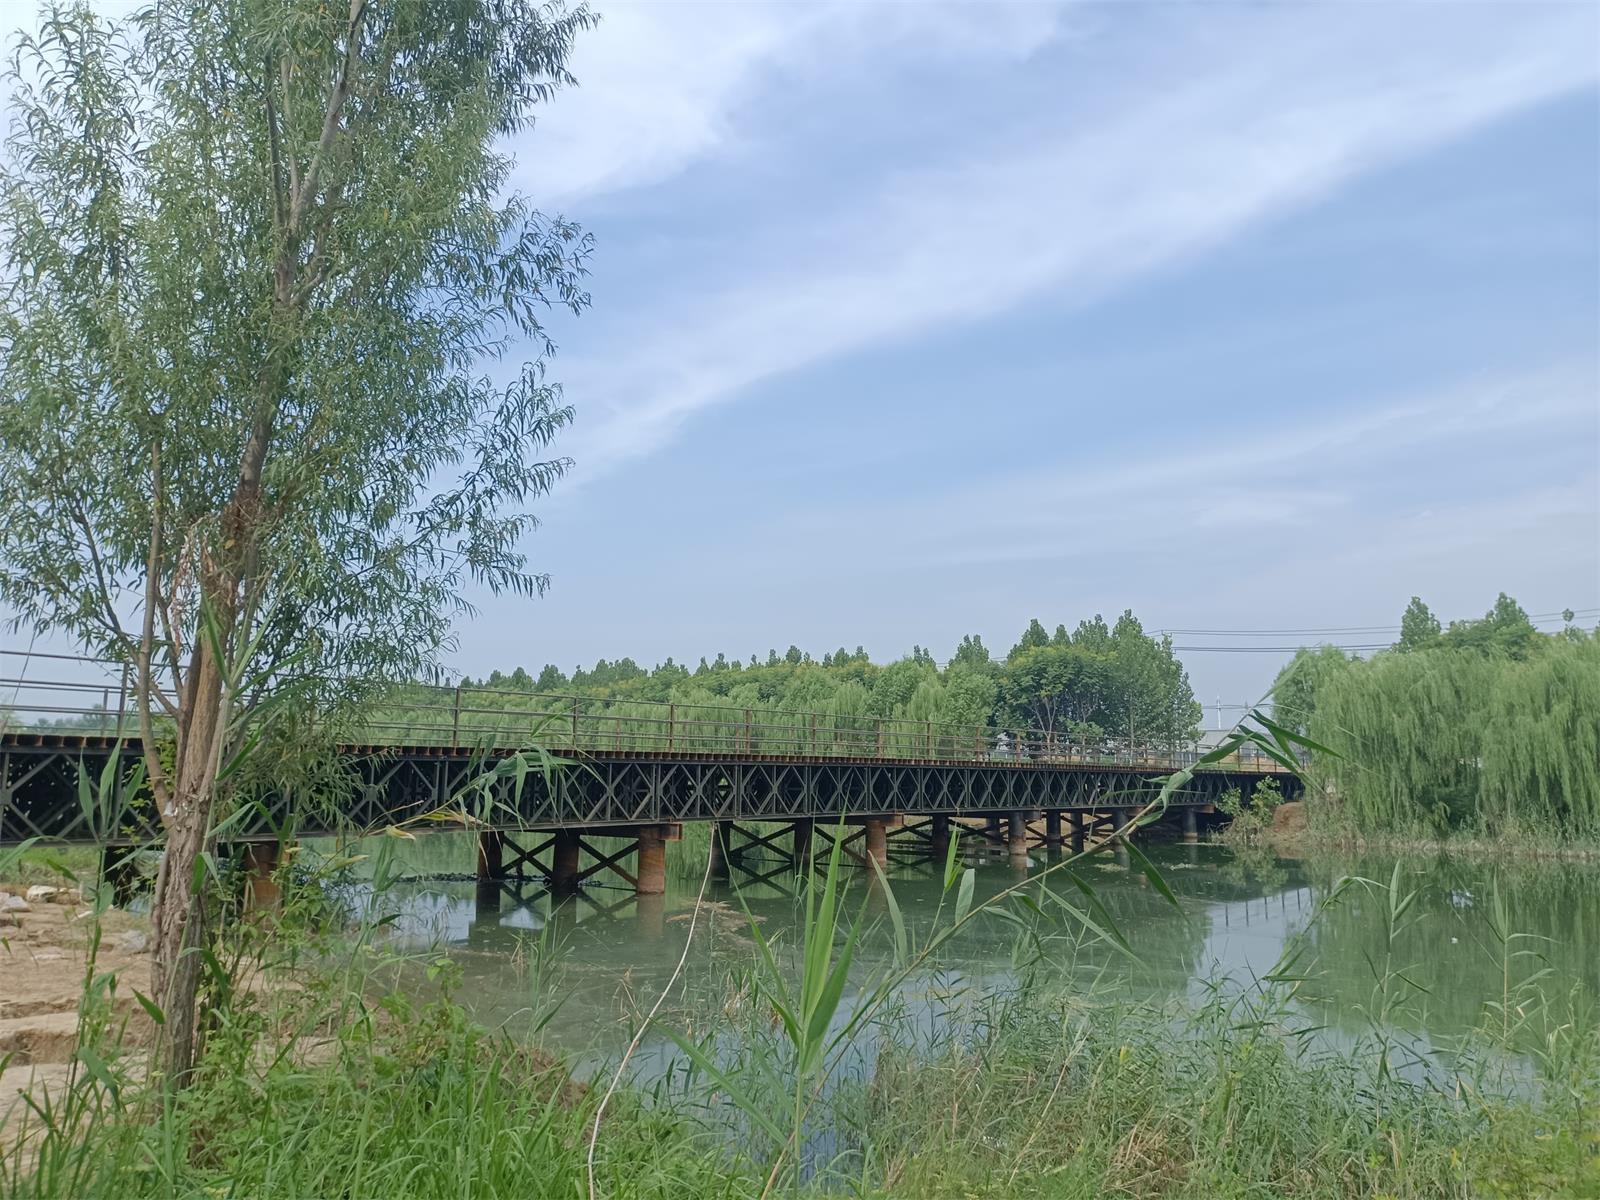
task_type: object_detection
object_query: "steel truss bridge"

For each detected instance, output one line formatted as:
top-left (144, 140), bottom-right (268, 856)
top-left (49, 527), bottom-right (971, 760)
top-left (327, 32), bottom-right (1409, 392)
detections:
top-left (1, 663), bottom-right (1297, 897)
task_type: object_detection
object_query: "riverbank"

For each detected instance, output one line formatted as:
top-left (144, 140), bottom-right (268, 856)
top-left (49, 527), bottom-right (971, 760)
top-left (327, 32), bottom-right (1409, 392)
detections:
top-left (5, 959), bottom-right (1594, 1199)
top-left (1259, 801), bottom-right (1600, 862)
top-left (4, 856), bottom-right (1598, 1198)
top-left (0, 880), bottom-right (156, 1172)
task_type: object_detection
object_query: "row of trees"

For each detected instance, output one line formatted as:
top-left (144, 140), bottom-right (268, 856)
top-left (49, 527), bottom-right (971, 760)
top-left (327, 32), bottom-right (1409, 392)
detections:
top-left (1273, 595), bottom-right (1600, 840)
top-left (454, 612), bottom-right (1204, 747)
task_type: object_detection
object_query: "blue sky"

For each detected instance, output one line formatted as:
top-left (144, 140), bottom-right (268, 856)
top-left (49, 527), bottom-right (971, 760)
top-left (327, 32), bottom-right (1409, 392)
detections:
top-left (7, 2), bottom-right (1595, 718)
top-left (456, 0), bottom-right (1599, 713)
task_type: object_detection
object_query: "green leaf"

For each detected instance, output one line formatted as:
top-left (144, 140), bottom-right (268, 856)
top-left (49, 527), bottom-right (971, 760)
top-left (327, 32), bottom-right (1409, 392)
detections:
top-left (1124, 840), bottom-right (1184, 916)
top-left (953, 867), bottom-right (975, 927)
top-left (868, 856), bottom-right (909, 965)
top-left (940, 823), bottom-right (962, 892)
top-left (1051, 871), bottom-right (1136, 958)
top-left (74, 1044), bottom-right (121, 1104)
top-left (1252, 711), bottom-right (1338, 759)
top-left (653, 1026), bottom-right (788, 1145)
top-left (131, 989), bottom-right (166, 1026)
top-left (802, 927), bottom-right (857, 1077)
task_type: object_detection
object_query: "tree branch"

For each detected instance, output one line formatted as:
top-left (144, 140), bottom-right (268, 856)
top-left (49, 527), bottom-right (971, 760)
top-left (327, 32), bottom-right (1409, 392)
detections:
top-left (140, 442), bottom-right (173, 818)
top-left (280, 53), bottom-right (300, 213)
top-left (68, 496), bottom-right (128, 647)
top-left (289, 0), bottom-right (367, 237)
top-left (264, 59), bottom-right (289, 238)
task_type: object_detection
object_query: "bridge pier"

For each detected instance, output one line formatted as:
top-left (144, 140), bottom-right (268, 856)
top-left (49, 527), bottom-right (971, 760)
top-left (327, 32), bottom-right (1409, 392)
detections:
top-left (1111, 811), bottom-right (1132, 868)
top-left (791, 819), bottom-right (813, 866)
top-left (636, 825), bottom-right (667, 895)
top-left (242, 841), bottom-right (282, 913)
top-left (636, 891), bottom-right (666, 937)
top-left (708, 821), bottom-right (732, 879)
top-left (1182, 808), bottom-right (1199, 844)
top-left (1006, 811), bottom-right (1029, 867)
top-left (551, 829), bottom-right (581, 895)
top-left (930, 814), bottom-right (951, 859)
top-left (863, 817), bottom-right (889, 869)
top-left (476, 831), bottom-right (505, 913)
top-left (99, 844), bottom-right (142, 907)
top-left (1044, 811), bottom-right (1062, 857)
top-left (1069, 812), bottom-right (1086, 854)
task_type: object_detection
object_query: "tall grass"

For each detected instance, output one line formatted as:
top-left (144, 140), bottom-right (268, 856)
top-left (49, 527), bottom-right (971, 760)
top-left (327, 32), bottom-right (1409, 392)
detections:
top-left (857, 982), bottom-right (1597, 1199)
top-left (5, 718), bottom-right (1597, 1198)
top-left (6, 835), bottom-right (1599, 1198)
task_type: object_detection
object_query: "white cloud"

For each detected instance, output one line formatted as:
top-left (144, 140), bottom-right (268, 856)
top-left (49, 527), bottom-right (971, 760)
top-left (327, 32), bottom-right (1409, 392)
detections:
top-left (522, 0), bottom-right (1067, 206)
top-left (554, 3), bottom-right (1597, 473)
top-left (774, 360), bottom-right (1600, 569)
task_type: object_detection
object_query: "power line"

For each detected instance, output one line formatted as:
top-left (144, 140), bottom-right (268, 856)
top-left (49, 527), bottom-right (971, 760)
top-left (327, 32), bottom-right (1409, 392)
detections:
top-left (1170, 644), bottom-right (1393, 653)
top-left (1164, 629), bottom-right (1399, 637)
top-left (1159, 609), bottom-right (1597, 638)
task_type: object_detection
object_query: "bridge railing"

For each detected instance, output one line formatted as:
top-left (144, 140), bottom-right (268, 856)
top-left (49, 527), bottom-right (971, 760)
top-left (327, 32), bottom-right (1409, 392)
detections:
top-left (1, 651), bottom-right (1292, 774)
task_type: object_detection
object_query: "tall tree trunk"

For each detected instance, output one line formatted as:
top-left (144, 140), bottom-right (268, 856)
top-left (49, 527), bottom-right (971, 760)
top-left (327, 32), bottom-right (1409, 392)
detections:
top-left (144, 20), bottom-right (332, 1078)
top-left (149, 636), bottom-right (228, 1081)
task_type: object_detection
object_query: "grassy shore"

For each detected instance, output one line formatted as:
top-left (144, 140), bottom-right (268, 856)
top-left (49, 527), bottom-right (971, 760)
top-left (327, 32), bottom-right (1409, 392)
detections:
top-left (4, 843), bottom-right (1597, 1199)
top-left (5, 969), bottom-right (1594, 1199)
top-left (1278, 803), bottom-right (1600, 863)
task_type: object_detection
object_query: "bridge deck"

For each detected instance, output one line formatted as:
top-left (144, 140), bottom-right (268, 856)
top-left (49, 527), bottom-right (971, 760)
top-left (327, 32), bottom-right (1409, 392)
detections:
top-left (2, 731), bottom-right (1292, 846)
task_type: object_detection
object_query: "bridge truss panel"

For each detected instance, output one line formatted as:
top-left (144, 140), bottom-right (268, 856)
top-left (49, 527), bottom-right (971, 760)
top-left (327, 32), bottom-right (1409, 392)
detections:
top-left (1, 740), bottom-right (1292, 846)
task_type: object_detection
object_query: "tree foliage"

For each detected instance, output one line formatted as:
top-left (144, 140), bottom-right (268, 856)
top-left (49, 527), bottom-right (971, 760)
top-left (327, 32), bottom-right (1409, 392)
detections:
top-left (1396, 597), bottom-right (1441, 653)
top-left (461, 611), bottom-right (1201, 746)
top-left (1270, 644), bottom-right (1354, 735)
top-left (0, 0), bottom-right (594, 1077)
top-left (1274, 595), bottom-right (1599, 840)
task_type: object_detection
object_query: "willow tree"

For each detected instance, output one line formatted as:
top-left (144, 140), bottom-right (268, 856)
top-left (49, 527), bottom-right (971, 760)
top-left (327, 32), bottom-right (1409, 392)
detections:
top-left (0, 0), bottom-right (594, 1078)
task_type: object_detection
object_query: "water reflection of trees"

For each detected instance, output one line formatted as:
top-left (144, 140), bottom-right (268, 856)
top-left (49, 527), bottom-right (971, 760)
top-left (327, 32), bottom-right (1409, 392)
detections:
top-left (1292, 853), bottom-right (1599, 1041)
top-left (304, 834), bottom-right (1600, 1068)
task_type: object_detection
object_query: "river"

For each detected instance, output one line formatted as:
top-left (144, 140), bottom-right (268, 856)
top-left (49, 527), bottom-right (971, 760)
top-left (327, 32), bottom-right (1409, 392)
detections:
top-left (313, 830), bottom-right (1598, 1088)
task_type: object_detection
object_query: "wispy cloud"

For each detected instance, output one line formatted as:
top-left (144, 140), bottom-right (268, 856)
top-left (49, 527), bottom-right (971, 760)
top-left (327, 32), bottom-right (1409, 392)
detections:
top-left (554, 3), bottom-right (1597, 474)
top-left (523, 1), bottom-right (1067, 206)
top-left (774, 360), bottom-right (1600, 570)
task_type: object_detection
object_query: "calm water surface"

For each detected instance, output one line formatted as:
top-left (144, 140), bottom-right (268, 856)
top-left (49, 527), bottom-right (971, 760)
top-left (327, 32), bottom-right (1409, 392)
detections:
top-left (326, 834), bottom-right (1598, 1079)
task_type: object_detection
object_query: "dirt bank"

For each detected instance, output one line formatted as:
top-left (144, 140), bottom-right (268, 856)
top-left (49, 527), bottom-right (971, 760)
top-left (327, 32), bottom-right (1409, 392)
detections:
top-left (1261, 800), bottom-right (1310, 854)
top-left (1, 881), bottom-right (156, 1143)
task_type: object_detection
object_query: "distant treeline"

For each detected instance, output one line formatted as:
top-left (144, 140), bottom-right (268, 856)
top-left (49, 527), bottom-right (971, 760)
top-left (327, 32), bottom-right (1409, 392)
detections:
top-left (1273, 595), bottom-right (1600, 842)
top-left (459, 611), bottom-right (1204, 745)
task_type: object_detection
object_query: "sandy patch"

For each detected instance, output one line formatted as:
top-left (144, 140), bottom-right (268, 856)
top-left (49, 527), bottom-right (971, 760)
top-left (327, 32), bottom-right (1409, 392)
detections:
top-left (0, 881), bottom-right (156, 1057)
